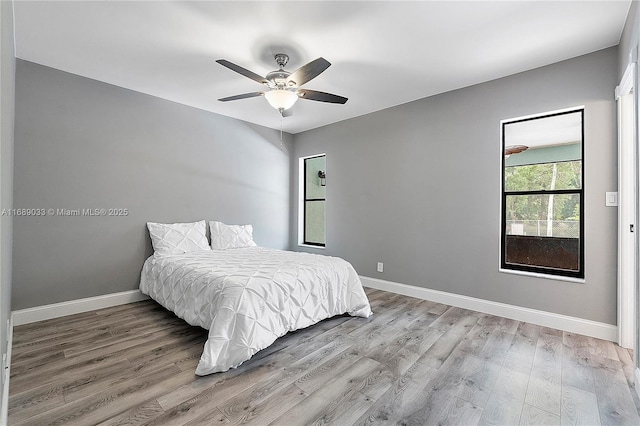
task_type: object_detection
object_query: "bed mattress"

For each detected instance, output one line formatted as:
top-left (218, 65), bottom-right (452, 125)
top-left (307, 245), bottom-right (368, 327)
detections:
top-left (139, 247), bottom-right (372, 375)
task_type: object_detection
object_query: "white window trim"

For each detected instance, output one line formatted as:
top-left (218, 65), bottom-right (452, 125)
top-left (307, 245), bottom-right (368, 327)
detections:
top-left (498, 105), bottom-right (585, 280)
top-left (499, 268), bottom-right (585, 284)
top-left (298, 153), bottom-right (326, 248)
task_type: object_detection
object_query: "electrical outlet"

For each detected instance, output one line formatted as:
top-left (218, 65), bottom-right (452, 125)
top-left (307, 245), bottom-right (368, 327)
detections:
top-left (377, 262), bottom-right (384, 273)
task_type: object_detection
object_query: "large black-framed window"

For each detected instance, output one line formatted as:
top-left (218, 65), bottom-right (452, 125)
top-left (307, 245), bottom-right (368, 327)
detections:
top-left (501, 109), bottom-right (584, 279)
top-left (303, 154), bottom-right (326, 246)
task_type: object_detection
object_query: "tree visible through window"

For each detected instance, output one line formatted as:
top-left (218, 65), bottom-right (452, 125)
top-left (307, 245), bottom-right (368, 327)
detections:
top-left (303, 155), bottom-right (326, 246)
top-left (501, 109), bottom-right (584, 278)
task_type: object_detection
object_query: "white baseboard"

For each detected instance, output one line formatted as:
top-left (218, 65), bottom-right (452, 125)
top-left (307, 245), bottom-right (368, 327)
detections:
top-left (12, 290), bottom-right (149, 326)
top-left (1, 314), bottom-right (13, 426)
top-left (361, 276), bottom-right (617, 342)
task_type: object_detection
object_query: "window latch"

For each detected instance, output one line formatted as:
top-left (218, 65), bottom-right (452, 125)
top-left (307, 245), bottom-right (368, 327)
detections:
top-left (631, 224), bottom-right (635, 233)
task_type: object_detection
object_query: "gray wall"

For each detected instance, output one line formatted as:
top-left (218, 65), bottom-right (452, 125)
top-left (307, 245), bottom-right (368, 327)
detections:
top-left (292, 47), bottom-right (618, 325)
top-left (619, 1), bottom-right (639, 79)
top-left (0, 0), bottom-right (15, 410)
top-left (13, 60), bottom-right (292, 310)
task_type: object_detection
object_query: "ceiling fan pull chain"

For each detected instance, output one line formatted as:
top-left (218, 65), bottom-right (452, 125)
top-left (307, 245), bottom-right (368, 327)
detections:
top-left (280, 117), bottom-right (284, 150)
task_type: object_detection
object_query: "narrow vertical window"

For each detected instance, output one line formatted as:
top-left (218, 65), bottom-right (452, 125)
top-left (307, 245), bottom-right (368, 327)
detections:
top-left (501, 109), bottom-right (584, 278)
top-left (303, 155), bottom-right (326, 246)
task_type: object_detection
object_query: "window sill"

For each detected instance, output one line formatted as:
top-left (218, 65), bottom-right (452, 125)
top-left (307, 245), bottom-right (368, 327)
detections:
top-left (298, 243), bottom-right (326, 250)
top-left (499, 268), bottom-right (585, 284)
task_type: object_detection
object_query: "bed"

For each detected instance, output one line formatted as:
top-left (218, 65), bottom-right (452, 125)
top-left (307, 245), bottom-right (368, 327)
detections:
top-left (139, 220), bottom-right (372, 376)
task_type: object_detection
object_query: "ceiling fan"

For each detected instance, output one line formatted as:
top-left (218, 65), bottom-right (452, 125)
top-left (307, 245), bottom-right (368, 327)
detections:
top-left (216, 54), bottom-right (348, 117)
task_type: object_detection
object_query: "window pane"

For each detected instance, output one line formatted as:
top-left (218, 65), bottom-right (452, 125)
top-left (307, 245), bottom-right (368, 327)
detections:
top-left (302, 154), bottom-right (326, 246)
top-left (505, 160), bottom-right (581, 192)
top-left (505, 193), bottom-right (580, 272)
top-left (504, 111), bottom-right (582, 153)
top-left (305, 156), bottom-right (326, 200)
top-left (305, 200), bottom-right (325, 245)
top-left (505, 193), bottom-right (580, 236)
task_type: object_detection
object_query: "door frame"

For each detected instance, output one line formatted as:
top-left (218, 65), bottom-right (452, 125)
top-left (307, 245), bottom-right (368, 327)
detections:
top-left (616, 62), bottom-right (637, 351)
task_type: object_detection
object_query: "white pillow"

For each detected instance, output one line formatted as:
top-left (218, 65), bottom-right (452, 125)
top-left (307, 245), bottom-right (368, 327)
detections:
top-left (209, 221), bottom-right (257, 250)
top-left (147, 220), bottom-right (211, 254)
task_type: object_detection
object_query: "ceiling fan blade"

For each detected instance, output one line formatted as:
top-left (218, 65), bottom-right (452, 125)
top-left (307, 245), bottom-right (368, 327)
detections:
top-left (218, 92), bottom-right (264, 102)
top-left (216, 59), bottom-right (269, 86)
top-left (286, 57), bottom-right (331, 87)
top-left (297, 89), bottom-right (348, 104)
top-left (281, 108), bottom-right (293, 118)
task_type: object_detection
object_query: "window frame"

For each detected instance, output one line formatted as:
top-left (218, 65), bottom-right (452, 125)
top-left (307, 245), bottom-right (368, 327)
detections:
top-left (500, 108), bottom-right (585, 279)
top-left (300, 154), bottom-right (326, 247)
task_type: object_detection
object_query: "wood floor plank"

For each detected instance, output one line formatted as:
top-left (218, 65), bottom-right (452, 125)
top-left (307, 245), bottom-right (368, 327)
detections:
top-left (561, 344), bottom-right (595, 394)
top-left (520, 403), bottom-right (560, 425)
top-left (154, 346), bottom-right (296, 412)
top-left (478, 312), bottom-right (520, 334)
top-left (458, 321), bottom-right (516, 367)
top-left (430, 396), bottom-right (483, 426)
top-left (420, 312), bottom-right (479, 369)
top-left (478, 333), bottom-right (532, 426)
top-left (13, 365), bottom-right (188, 425)
top-left (478, 374), bottom-right (528, 426)
top-left (7, 389), bottom-right (66, 425)
top-left (291, 349), bottom-right (361, 395)
top-left (564, 333), bottom-right (618, 361)
top-left (11, 332), bottom-right (152, 382)
top-left (292, 313), bottom-right (421, 395)
top-left (9, 358), bottom-right (132, 420)
top-left (428, 306), bottom-right (479, 333)
top-left (12, 314), bottom-right (138, 354)
top-left (525, 334), bottom-right (563, 415)
top-left (594, 382), bottom-right (640, 425)
top-left (268, 357), bottom-right (392, 426)
top-left (64, 342), bottom-right (205, 403)
top-left (355, 358), bottom-right (438, 425)
top-left (183, 408), bottom-right (230, 426)
top-left (390, 350), bottom-right (482, 425)
top-left (613, 345), bottom-right (635, 389)
top-left (222, 383), bottom-right (308, 426)
top-left (453, 354), bottom-right (503, 408)
top-left (588, 353), bottom-right (628, 389)
top-left (13, 313), bottom-right (183, 364)
top-left (11, 324), bottom-right (60, 347)
top-left (366, 337), bottom-right (422, 377)
top-left (9, 290), bottom-right (639, 426)
top-left (363, 312), bottom-right (443, 377)
top-left (97, 399), bottom-right (166, 426)
top-left (560, 385), bottom-right (600, 426)
top-left (216, 333), bottom-right (361, 423)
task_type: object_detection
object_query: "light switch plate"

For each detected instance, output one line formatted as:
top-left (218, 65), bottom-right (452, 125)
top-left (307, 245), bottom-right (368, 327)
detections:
top-left (606, 192), bottom-right (618, 207)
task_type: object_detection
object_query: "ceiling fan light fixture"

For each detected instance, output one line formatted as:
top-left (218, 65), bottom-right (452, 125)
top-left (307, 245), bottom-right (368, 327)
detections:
top-left (264, 89), bottom-right (298, 111)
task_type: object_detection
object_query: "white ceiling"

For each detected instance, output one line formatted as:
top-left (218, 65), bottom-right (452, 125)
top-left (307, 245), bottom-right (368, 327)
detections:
top-left (13, 1), bottom-right (631, 134)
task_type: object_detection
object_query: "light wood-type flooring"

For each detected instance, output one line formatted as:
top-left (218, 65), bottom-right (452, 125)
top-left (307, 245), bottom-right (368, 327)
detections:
top-left (9, 288), bottom-right (640, 425)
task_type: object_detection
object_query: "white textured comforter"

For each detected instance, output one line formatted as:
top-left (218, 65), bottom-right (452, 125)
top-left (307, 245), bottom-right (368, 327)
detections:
top-left (139, 247), bottom-right (372, 375)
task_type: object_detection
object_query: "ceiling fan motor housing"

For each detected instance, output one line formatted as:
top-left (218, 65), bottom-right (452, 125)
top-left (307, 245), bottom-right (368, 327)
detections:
top-left (267, 54), bottom-right (295, 88)
top-left (266, 69), bottom-right (292, 88)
